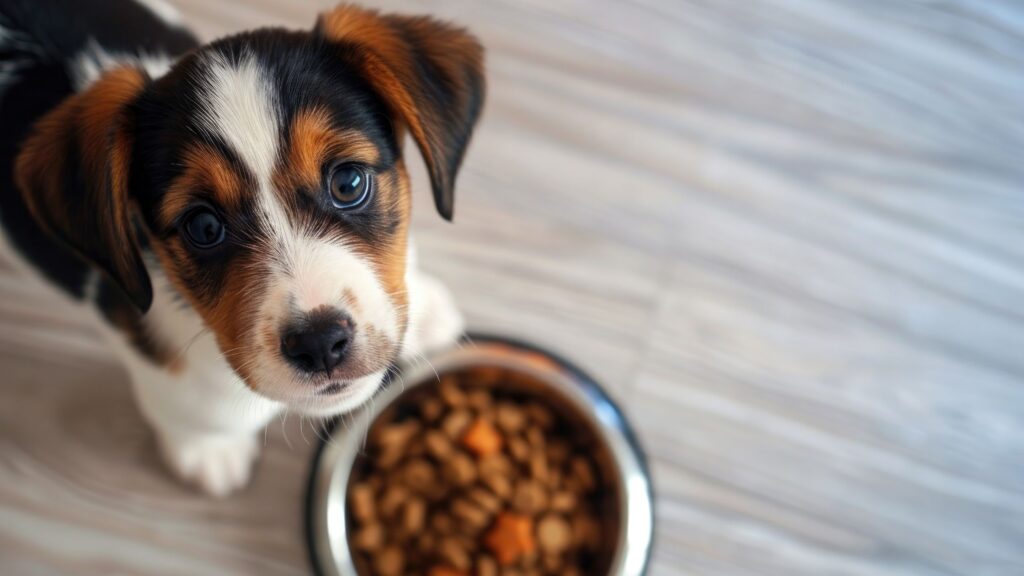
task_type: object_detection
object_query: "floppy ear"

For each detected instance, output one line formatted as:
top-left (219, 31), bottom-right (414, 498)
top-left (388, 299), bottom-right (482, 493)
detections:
top-left (315, 4), bottom-right (486, 220)
top-left (14, 66), bottom-right (152, 311)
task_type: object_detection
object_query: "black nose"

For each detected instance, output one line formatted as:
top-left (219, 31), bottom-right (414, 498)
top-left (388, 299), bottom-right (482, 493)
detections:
top-left (280, 309), bottom-right (354, 374)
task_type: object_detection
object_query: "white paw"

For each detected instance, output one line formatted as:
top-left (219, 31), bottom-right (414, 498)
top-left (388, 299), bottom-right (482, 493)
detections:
top-left (158, 432), bottom-right (259, 497)
top-left (404, 273), bottom-right (465, 358)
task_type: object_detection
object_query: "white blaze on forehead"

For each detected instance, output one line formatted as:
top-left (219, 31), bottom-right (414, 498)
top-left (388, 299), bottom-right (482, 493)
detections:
top-left (198, 52), bottom-right (280, 192)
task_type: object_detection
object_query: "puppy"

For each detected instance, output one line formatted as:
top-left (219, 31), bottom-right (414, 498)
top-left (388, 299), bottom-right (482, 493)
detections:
top-left (0, 0), bottom-right (483, 495)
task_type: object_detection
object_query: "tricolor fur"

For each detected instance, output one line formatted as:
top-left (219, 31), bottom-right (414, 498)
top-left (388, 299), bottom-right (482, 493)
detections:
top-left (0, 0), bottom-right (483, 495)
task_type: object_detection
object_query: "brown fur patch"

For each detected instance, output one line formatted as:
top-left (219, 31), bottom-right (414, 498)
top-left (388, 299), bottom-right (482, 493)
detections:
top-left (15, 66), bottom-right (151, 308)
top-left (159, 143), bottom-right (247, 228)
top-left (273, 107), bottom-right (380, 201)
top-left (315, 4), bottom-right (485, 219)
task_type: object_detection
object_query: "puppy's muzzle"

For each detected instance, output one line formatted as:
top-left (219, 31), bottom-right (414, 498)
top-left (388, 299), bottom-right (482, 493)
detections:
top-left (280, 307), bottom-right (354, 374)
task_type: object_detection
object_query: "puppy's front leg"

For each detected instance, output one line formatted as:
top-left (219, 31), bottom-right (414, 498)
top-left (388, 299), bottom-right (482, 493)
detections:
top-left (402, 257), bottom-right (465, 361)
top-left (118, 345), bottom-right (282, 497)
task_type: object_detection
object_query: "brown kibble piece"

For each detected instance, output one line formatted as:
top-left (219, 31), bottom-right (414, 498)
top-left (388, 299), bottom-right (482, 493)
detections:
top-left (376, 420), bottom-right (421, 449)
top-left (570, 456), bottom-right (596, 492)
top-left (529, 451), bottom-right (548, 482)
top-left (536, 514), bottom-right (572, 553)
top-left (525, 426), bottom-right (545, 449)
top-left (550, 491), bottom-right (576, 512)
top-left (481, 471), bottom-right (513, 500)
top-left (439, 537), bottom-right (472, 571)
top-left (546, 440), bottom-right (570, 464)
top-left (379, 484), bottom-right (409, 518)
top-left (349, 482), bottom-right (375, 522)
top-left (452, 498), bottom-right (490, 529)
top-left (571, 513), bottom-right (602, 550)
top-left (495, 402), bottom-right (526, 433)
top-left (442, 409), bottom-right (473, 439)
top-left (468, 388), bottom-right (492, 411)
top-left (439, 377), bottom-right (467, 407)
top-left (512, 479), bottom-right (548, 514)
top-left (477, 555), bottom-right (499, 576)
top-left (479, 453), bottom-right (513, 477)
top-left (425, 429), bottom-right (454, 460)
top-left (462, 418), bottom-right (504, 457)
top-left (402, 458), bottom-right (437, 492)
top-left (525, 404), bottom-right (554, 429)
top-left (483, 512), bottom-right (536, 566)
top-left (507, 436), bottom-right (530, 463)
top-left (352, 523), bottom-right (384, 551)
top-left (421, 396), bottom-right (444, 422)
top-left (445, 451), bottom-right (478, 486)
top-left (374, 545), bottom-right (404, 576)
top-left (468, 487), bottom-right (503, 514)
top-left (403, 497), bottom-right (427, 533)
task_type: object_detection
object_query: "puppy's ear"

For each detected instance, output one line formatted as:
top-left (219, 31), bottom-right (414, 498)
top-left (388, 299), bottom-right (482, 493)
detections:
top-left (14, 67), bottom-right (152, 311)
top-left (315, 4), bottom-right (485, 220)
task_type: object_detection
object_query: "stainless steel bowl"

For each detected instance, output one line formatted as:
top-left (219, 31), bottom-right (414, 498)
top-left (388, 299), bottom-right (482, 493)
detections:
top-left (305, 335), bottom-right (654, 575)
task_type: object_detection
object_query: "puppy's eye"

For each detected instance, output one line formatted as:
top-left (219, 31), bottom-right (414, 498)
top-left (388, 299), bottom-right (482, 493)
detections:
top-left (329, 163), bottom-right (372, 209)
top-left (183, 209), bottom-right (225, 249)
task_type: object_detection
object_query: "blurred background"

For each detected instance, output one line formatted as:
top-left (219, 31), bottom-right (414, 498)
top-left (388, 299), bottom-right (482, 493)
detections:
top-left (1, 0), bottom-right (1022, 574)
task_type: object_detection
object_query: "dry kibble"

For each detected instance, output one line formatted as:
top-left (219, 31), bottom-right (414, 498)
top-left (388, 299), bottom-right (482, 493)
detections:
top-left (439, 537), bottom-right (472, 571)
top-left (352, 523), bottom-right (384, 551)
top-left (483, 513), bottom-right (536, 566)
top-left (508, 436), bottom-right (530, 463)
top-left (495, 402), bottom-right (526, 433)
top-left (525, 426), bottom-right (545, 449)
top-left (525, 404), bottom-right (554, 429)
top-left (477, 555), bottom-right (499, 576)
top-left (442, 409), bottom-right (473, 439)
top-left (440, 377), bottom-right (468, 407)
top-left (402, 458), bottom-right (437, 492)
top-left (446, 451), bottom-right (478, 486)
top-left (481, 471), bottom-right (513, 500)
top-left (468, 388), bottom-right (492, 411)
top-left (348, 368), bottom-right (608, 575)
top-left (529, 451), bottom-right (548, 482)
top-left (376, 420), bottom-right (421, 449)
top-left (569, 457), bottom-right (596, 492)
top-left (546, 440), bottom-right (570, 464)
top-left (374, 545), bottom-right (404, 576)
top-left (379, 484), bottom-right (409, 518)
top-left (421, 396), bottom-right (445, 422)
top-left (479, 453), bottom-right (513, 477)
top-left (550, 491), bottom-right (576, 512)
top-left (512, 479), bottom-right (548, 514)
top-left (349, 482), bottom-right (376, 522)
top-left (425, 429), bottom-right (454, 460)
top-left (462, 418), bottom-right (504, 457)
top-left (536, 514), bottom-right (572, 553)
top-left (452, 498), bottom-right (490, 529)
top-left (402, 497), bottom-right (427, 533)
top-left (468, 487), bottom-right (503, 514)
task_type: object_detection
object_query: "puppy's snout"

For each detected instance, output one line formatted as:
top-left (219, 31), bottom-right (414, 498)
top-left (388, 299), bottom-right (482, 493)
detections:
top-left (280, 308), bottom-right (354, 374)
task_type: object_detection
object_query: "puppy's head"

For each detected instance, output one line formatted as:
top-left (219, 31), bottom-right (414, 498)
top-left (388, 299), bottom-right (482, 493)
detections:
top-left (15, 5), bottom-right (484, 413)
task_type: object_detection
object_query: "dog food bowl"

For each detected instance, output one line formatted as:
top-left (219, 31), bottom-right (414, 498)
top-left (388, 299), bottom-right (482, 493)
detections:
top-left (305, 335), bottom-right (654, 575)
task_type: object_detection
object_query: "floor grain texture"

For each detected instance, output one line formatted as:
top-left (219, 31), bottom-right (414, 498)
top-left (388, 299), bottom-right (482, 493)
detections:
top-left (1, 0), bottom-right (1022, 574)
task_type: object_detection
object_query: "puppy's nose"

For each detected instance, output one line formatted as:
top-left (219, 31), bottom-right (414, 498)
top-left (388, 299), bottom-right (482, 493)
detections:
top-left (280, 309), bottom-right (354, 374)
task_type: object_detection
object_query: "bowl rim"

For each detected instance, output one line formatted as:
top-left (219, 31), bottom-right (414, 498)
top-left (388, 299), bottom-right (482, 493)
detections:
top-left (303, 333), bottom-right (656, 576)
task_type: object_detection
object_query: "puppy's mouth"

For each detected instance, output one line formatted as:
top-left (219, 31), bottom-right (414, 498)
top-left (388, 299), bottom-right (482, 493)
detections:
top-left (317, 382), bottom-right (347, 396)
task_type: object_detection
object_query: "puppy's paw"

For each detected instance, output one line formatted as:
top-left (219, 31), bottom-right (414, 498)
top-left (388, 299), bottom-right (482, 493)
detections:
top-left (404, 273), bottom-right (465, 358)
top-left (158, 432), bottom-right (259, 497)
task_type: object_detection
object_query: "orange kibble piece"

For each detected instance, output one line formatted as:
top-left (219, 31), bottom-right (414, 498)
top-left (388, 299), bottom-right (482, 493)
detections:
top-left (483, 512), bottom-right (536, 566)
top-left (461, 418), bottom-right (504, 457)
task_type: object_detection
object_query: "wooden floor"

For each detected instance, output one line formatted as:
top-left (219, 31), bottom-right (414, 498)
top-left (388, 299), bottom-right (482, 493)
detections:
top-left (2, 0), bottom-right (1023, 574)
